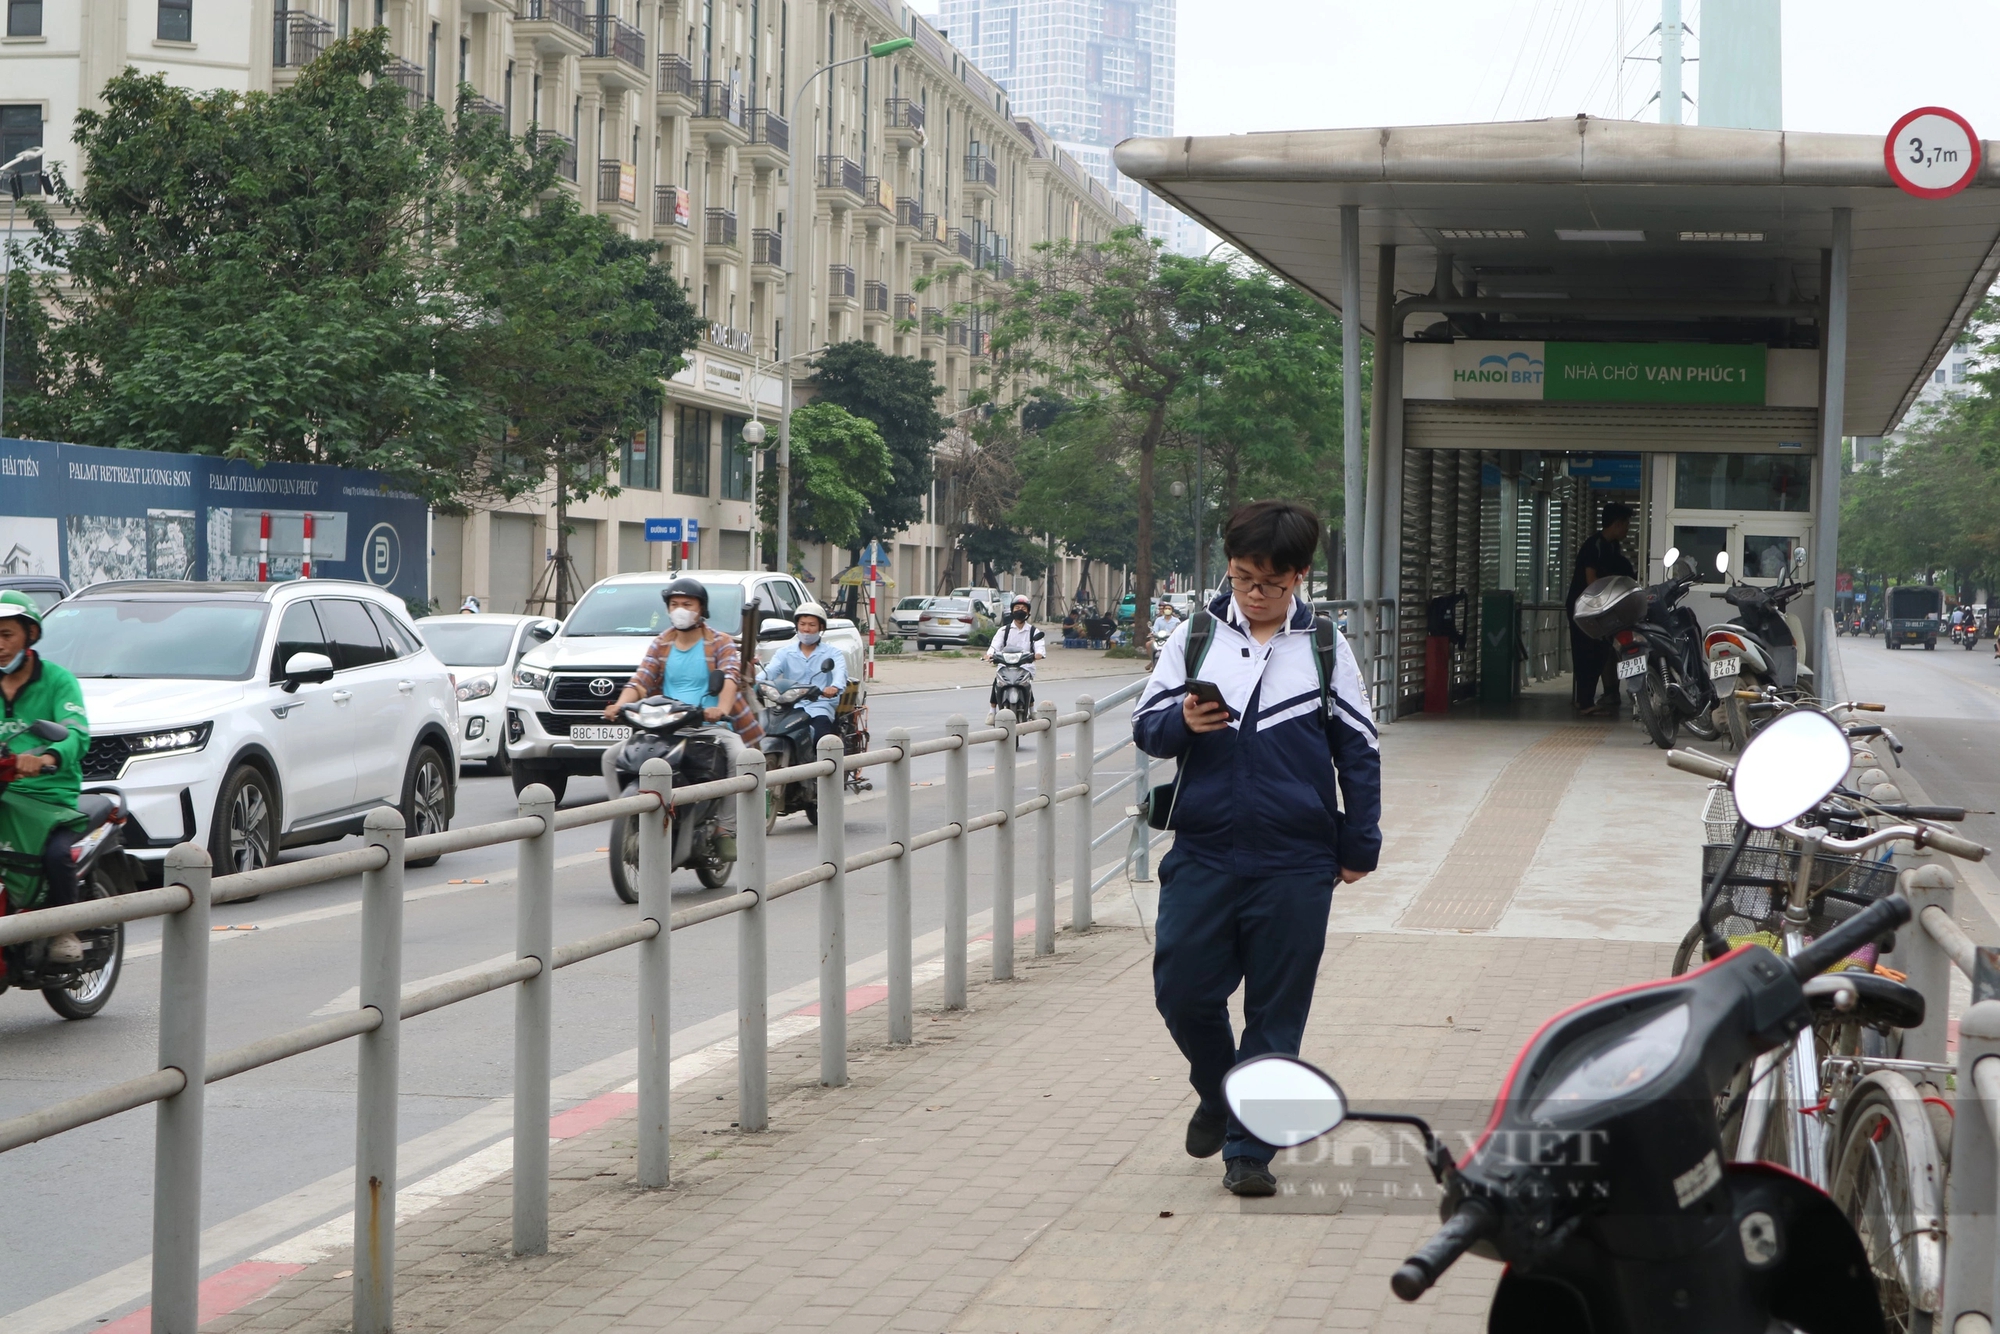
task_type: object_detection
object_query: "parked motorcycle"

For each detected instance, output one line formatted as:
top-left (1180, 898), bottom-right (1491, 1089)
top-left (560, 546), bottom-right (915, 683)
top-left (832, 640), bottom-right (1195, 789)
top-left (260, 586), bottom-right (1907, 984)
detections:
top-left (990, 650), bottom-right (1035, 723)
top-left (1219, 715), bottom-right (1927, 1332)
top-left (607, 698), bottom-right (735, 902)
top-left (0, 719), bottom-right (136, 1019)
top-left (1704, 549), bottom-right (1815, 751)
top-left (1574, 550), bottom-right (1718, 750)
top-left (758, 660), bottom-right (844, 830)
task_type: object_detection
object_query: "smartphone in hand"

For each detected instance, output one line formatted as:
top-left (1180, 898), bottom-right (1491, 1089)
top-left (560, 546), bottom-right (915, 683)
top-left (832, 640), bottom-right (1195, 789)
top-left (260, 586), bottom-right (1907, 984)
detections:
top-left (1185, 678), bottom-right (1233, 719)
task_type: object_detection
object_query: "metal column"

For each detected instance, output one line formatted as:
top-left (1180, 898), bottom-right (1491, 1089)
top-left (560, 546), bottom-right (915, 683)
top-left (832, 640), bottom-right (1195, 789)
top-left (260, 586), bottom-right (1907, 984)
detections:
top-left (1072, 699), bottom-right (1094, 932)
top-left (1364, 244), bottom-right (1394, 625)
top-left (885, 728), bottom-right (913, 1042)
top-left (352, 808), bottom-right (405, 1332)
top-left (1034, 703), bottom-right (1057, 955)
top-left (152, 842), bottom-right (211, 1334)
top-left (943, 714), bottom-right (969, 1009)
top-left (1341, 204), bottom-right (1364, 605)
top-left (735, 749), bottom-right (768, 1129)
top-left (1815, 207), bottom-right (1850, 691)
top-left (816, 734), bottom-right (847, 1086)
top-left (637, 759), bottom-right (673, 1184)
top-left (513, 782), bottom-right (556, 1256)
top-left (992, 711), bottom-right (1017, 980)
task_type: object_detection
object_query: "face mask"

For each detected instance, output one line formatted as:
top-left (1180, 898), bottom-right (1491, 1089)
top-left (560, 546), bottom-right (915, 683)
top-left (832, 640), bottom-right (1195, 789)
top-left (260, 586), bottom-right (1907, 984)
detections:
top-left (1012, 608), bottom-right (1028, 621)
top-left (797, 631), bottom-right (820, 646)
top-left (0, 648), bottom-right (23, 674)
top-left (669, 607), bottom-right (698, 631)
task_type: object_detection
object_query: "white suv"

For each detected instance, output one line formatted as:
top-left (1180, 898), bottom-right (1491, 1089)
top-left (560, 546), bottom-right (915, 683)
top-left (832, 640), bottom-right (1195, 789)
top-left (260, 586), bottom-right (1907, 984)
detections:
top-left (36, 580), bottom-right (460, 879)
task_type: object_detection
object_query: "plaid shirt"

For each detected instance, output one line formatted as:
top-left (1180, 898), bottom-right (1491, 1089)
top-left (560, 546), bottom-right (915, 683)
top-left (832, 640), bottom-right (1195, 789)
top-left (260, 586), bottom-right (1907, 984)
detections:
top-left (627, 624), bottom-right (764, 743)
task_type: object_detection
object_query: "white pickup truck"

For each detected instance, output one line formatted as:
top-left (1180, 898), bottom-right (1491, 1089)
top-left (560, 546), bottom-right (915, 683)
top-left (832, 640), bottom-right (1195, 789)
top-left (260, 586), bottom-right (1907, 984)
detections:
top-left (503, 569), bottom-right (865, 801)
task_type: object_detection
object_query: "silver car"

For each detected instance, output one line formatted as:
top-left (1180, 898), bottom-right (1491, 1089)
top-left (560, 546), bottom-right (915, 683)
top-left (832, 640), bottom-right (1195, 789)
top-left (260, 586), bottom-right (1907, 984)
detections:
top-left (914, 597), bottom-right (994, 650)
top-left (889, 595), bottom-right (934, 637)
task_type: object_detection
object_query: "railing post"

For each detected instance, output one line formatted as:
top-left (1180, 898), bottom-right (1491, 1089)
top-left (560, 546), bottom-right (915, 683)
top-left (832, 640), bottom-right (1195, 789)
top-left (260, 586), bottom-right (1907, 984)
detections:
top-left (886, 727), bottom-right (913, 1044)
top-left (513, 782), bottom-right (556, 1256)
top-left (351, 808), bottom-right (405, 1334)
top-left (1943, 1000), bottom-right (2000, 1326)
top-left (1128, 736), bottom-right (1152, 883)
top-left (1034, 702), bottom-right (1057, 956)
top-left (735, 749), bottom-right (768, 1130)
top-left (1073, 698), bottom-right (1095, 932)
top-left (1901, 863), bottom-right (1955, 1065)
top-left (152, 841), bottom-right (211, 1334)
top-left (944, 714), bottom-right (969, 1010)
top-left (637, 759), bottom-right (673, 1186)
top-left (816, 735), bottom-right (847, 1087)
top-left (993, 709), bottom-right (1017, 981)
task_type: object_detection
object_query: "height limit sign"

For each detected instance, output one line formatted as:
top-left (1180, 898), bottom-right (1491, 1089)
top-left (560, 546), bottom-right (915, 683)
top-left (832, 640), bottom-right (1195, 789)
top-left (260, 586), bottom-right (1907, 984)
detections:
top-left (1886, 107), bottom-right (1981, 198)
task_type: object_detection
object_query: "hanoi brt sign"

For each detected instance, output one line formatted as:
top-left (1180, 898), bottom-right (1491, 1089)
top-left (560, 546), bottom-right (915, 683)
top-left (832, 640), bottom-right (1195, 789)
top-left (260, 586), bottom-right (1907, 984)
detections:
top-left (1433, 341), bottom-right (1771, 405)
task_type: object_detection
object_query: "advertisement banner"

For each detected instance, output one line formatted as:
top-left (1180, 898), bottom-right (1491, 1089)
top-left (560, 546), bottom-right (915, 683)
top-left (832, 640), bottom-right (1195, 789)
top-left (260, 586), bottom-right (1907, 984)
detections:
top-left (0, 437), bottom-right (429, 605)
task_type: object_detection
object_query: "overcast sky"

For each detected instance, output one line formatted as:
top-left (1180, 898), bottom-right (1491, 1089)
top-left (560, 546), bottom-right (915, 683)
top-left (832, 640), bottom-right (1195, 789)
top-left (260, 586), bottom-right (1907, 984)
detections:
top-left (1176, 0), bottom-right (2000, 139)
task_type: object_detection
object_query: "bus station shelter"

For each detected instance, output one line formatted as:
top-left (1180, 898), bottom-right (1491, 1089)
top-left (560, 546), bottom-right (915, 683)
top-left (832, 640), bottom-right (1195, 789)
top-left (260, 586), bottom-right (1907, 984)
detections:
top-left (1116, 117), bottom-right (2000, 720)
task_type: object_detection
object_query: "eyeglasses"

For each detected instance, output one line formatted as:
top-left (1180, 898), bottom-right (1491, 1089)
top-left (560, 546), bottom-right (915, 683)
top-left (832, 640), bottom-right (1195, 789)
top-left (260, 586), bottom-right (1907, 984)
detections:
top-left (1225, 574), bottom-right (1295, 600)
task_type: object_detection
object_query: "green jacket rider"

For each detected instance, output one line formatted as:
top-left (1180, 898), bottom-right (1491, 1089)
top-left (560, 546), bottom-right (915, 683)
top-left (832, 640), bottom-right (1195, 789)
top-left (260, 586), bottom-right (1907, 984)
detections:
top-left (0, 590), bottom-right (91, 962)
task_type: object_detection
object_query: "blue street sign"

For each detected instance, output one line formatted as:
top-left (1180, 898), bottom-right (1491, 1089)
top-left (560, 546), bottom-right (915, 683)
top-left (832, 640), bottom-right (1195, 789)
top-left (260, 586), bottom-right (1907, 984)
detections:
top-left (645, 518), bottom-right (681, 542)
top-left (684, 518), bottom-right (699, 542)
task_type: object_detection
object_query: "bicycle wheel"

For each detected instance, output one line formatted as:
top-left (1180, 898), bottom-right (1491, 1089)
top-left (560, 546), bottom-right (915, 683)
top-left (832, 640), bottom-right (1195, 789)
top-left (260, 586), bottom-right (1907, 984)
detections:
top-left (1828, 1074), bottom-right (1945, 1334)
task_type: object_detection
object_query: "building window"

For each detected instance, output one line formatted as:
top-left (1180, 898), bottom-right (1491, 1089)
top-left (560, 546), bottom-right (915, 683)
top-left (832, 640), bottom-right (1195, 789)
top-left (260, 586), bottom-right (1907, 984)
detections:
top-left (1674, 453), bottom-right (1812, 513)
top-left (1935, 368), bottom-right (1947, 384)
top-left (7, 0), bottom-right (42, 37)
top-left (0, 106), bottom-right (42, 194)
top-left (427, 24), bottom-right (439, 102)
top-left (674, 406), bottom-right (711, 496)
top-left (1954, 359), bottom-right (1969, 384)
top-left (622, 413), bottom-right (661, 490)
top-left (158, 0), bottom-right (191, 41)
top-left (721, 415), bottom-right (753, 500)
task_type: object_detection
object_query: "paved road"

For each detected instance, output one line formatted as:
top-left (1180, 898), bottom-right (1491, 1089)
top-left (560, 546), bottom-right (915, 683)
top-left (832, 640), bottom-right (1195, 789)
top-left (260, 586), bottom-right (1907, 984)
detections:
top-left (0, 673), bottom-right (1152, 1319)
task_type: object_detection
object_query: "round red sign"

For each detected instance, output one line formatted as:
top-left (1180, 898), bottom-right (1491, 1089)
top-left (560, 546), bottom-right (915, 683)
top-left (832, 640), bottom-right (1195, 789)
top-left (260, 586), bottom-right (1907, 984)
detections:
top-left (1885, 107), bottom-right (1982, 199)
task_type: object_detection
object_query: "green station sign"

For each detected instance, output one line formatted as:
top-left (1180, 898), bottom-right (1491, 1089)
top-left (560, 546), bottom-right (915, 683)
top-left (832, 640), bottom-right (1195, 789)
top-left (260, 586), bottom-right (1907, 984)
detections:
top-left (1542, 342), bottom-right (1766, 404)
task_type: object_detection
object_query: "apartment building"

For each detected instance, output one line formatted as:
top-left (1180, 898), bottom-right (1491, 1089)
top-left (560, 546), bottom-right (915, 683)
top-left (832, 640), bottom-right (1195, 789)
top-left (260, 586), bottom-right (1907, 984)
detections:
top-left (1, 0), bottom-right (1129, 612)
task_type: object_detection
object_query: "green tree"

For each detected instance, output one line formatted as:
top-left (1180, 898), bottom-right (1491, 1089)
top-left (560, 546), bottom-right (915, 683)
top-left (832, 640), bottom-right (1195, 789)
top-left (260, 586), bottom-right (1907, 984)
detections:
top-left (0, 248), bottom-right (60, 442)
top-left (757, 401), bottom-right (894, 552)
top-left (808, 341), bottom-right (947, 545)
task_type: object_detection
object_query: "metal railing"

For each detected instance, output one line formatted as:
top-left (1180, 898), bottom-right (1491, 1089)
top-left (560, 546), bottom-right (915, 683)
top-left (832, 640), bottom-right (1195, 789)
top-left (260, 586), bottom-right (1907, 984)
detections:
top-left (524, 0), bottom-right (589, 40)
top-left (886, 97), bottom-right (925, 132)
top-left (381, 55), bottom-right (425, 110)
top-left (588, 14), bottom-right (645, 68)
top-left (704, 208), bottom-right (738, 247)
top-left (597, 159), bottom-right (628, 204)
top-left (952, 228), bottom-right (976, 260)
top-left (1518, 601), bottom-right (1569, 686)
top-left (0, 687), bottom-right (1146, 1333)
top-left (751, 228), bottom-right (782, 266)
top-left (463, 94), bottom-right (506, 124)
top-left (896, 196), bottom-right (923, 229)
top-left (656, 53), bottom-right (693, 98)
top-left (817, 155), bottom-right (863, 197)
top-left (654, 183), bottom-right (690, 228)
top-left (828, 263), bottom-right (857, 299)
top-left (747, 108), bottom-right (788, 152)
top-left (272, 9), bottom-right (332, 68)
top-left (1316, 598), bottom-right (1398, 724)
top-left (692, 80), bottom-right (745, 127)
top-left (864, 279), bottom-right (890, 313)
top-left (533, 130), bottom-right (578, 182)
top-left (894, 292), bottom-right (918, 321)
top-left (964, 154), bottom-right (997, 188)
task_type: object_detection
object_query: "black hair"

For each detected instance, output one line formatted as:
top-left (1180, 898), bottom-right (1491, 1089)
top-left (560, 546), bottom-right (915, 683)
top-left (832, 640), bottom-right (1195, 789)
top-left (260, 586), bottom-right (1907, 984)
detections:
top-left (1222, 500), bottom-right (1322, 575)
top-left (1601, 503), bottom-right (1635, 527)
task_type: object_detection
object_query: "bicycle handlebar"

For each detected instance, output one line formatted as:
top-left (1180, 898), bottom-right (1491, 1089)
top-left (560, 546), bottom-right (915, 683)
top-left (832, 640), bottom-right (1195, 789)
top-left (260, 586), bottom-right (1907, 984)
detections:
top-left (1782, 820), bottom-right (1989, 862)
top-left (1391, 1199), bottom-right (1498, 1301)
top-left (1788, 895), bottom-right (1913, 980)
top-left (1666, 749), bottom-right (1733, 782)
top-left (1918, 826), bottom-right (1988, 861)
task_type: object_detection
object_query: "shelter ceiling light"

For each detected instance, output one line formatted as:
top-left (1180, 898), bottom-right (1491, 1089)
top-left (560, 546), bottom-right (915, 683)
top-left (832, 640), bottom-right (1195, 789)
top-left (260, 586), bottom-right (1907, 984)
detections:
top-left (1679, 231), bottom-right (1765, 242)
top-left (1556, 229), bottom-right (1646, 242)
top-left (1436, 228), bottom-right (1527, 240)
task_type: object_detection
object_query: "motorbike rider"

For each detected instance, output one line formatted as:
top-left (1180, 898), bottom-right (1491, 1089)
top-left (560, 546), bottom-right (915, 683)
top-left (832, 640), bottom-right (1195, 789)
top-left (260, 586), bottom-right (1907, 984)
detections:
top-left (1149, 600), bottom-right (1179, 650)
top-left (762, 600), bottom-right (848, 750)
top-left (599, 576), bottom-right (762, 862)
top-left (0, 591), bottom-right (91, 963)
top-left (985, 593), bottom-right (1046, 721)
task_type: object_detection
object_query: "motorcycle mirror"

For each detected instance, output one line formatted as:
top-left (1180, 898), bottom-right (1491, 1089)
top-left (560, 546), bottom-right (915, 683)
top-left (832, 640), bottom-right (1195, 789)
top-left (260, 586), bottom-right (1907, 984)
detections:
top-left (1715, 551), bottom-right (1730, 575)
top-left (26, 718), bottom-right (69, 743)
top-left (1663, 546), bottom-right (1680, 569)
top-left (759, 617), bottom-right (797, 642)
top-left (1731, 708), bottom-right (1851, 829)
top-left (819, 659), bottom-right (835, 673)
top-left (1222, 1054), bottom-right (1347, 1148)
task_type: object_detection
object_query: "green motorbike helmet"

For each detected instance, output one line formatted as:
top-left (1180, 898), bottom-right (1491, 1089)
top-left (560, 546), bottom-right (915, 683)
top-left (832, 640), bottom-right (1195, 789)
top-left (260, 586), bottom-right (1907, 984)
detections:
top-left (0, 589), bottom-right (42, 632)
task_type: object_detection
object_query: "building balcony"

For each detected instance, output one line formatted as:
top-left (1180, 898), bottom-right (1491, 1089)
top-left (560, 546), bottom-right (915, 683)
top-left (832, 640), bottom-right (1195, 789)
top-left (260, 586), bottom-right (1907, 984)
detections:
top-left (656, 54), bottom-right (695, 114)
top-left (885, 98), bottom-right (925, 150)
top-left (597, 159), bottom-right (637, 208)
top-left (692, 80), bottom-right (749, 145)
top-left (583, 15), bottom-right (647, 90)
top-left (462, 94), bottom-right (506, 129)
top-left (828, 264), bottom-right (858, 307)
top-left (380, 55), bottom-right (425, 110)
top-left (947, 319), bottom-right (969, 349)
top-left (533, 131), bottom-right (579, 184)
top-left (916, 213), bottom-right (948, 253)
top-left (518, 0), bottom-right (591, 56)
top-left (743, 109), bottom-right (788, 169)
top-left (863, 280), bottom-right (890, 318)
top-left (859, 175), bottom-right (895, 222)
top-left (272, 9), bottom-right (332, 70)
top-left (894, 293), bottom-right (917, 322)
top-left (963, 153), bottom-right (998, 198)
top-left (654, 183), bottom-right (691, 229)
top-left (817, 156), bottom-right (863, 209)
top-left (705, 208), bottom-right (739, 252)
top-left (950, 228), bottom-right (976, 263)
top-left (751, 228), bottom-right (782, 268)
top-left (921, 306), bottom-right (946, 340)
top-left (895, 196), bottom-right (923, 233)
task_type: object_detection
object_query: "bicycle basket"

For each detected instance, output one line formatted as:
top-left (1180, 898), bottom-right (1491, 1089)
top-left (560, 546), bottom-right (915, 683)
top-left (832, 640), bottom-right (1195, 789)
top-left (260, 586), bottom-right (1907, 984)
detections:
top-left (1700, 842), bottom-right (1900, 942)
top-left (1700, 783), bottom-right (1785, 851)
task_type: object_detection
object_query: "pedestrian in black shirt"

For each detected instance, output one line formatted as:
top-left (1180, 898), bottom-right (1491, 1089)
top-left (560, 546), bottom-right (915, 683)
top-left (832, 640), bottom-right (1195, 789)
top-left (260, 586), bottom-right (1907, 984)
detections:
top-left (1567, 503), bottom-right (1636, 716)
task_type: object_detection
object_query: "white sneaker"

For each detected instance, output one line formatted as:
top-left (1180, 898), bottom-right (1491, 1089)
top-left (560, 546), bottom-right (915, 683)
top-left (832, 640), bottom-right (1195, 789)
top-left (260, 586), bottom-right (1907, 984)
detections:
top-left (47, 933), bottom-right (85, 964)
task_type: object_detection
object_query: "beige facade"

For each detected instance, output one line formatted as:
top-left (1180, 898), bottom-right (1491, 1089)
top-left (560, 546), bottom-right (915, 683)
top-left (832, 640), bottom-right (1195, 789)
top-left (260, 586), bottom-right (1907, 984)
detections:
top-left (2, 0), bottom-right (1128, 612)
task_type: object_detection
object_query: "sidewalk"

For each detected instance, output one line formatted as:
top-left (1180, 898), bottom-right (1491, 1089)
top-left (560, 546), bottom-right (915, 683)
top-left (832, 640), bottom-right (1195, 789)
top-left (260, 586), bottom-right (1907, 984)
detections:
top-left (207, 683), bottom-right (1698, 1334)
top-left (865, 633), bottom-right (1141, 697)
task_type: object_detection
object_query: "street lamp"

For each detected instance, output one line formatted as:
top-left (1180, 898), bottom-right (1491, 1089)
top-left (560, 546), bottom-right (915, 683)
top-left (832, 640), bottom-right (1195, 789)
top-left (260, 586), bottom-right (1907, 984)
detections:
top-left (0, 145), bottom-right (46, 442)
top-left (777, 36), bottom-right (913, 576)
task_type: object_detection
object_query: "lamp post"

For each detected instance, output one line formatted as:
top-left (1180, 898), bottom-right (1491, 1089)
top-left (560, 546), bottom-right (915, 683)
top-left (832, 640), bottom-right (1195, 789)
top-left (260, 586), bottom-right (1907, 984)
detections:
top-left (778, 36), bottom-right (912, 579)
top-left (0, 145), bottom-right (46, 442)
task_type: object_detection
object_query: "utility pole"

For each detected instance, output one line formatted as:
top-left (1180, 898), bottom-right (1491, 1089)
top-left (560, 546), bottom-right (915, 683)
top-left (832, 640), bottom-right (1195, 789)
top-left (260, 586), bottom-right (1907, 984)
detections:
top-left (1660, 0), bottom-right (1684, 125)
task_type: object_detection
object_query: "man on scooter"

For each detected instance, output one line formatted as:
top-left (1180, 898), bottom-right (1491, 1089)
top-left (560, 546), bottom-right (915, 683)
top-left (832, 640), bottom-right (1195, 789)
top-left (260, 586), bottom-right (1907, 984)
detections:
top-left (0, 591), bottom-right (91, 962)
top-left (985, 594), bottom-right (1044, 720)
top-left (762, 600), bottom-right (848, 749)
top-left (599, 576), bottom-right (761, 861)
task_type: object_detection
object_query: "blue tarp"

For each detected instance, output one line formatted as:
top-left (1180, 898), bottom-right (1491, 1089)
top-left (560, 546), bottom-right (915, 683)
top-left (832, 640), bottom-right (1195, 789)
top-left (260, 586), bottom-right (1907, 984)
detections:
top-left (0, 437), bottom-right (429, 605)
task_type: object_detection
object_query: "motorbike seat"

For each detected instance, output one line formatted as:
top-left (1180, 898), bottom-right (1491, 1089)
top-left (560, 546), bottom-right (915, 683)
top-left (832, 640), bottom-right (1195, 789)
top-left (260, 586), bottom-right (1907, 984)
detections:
top-left (76, 792), bottom-right (120, 832)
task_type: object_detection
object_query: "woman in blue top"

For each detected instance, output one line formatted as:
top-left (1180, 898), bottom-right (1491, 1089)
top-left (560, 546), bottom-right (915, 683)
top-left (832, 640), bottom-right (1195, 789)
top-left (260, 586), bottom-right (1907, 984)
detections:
top-left (762, 601), bottom-right (848, 748)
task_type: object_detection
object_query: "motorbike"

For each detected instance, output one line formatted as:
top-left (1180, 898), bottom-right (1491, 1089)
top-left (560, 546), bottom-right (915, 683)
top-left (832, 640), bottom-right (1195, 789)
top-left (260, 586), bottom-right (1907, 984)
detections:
top-left (0, 719), bottom-right (136, 1019)
top-left (758, 659), bottom-right (845, 831)
top-left (991, 649), bottom-right (1035, 722)
top-left (1951, 620), bottom-right (1977, 649)
top-left (607, 697), bottom-right (736, 902)
top-left (1220, 712), bottom-right (1943, 1333)
top-left (1703, 549), bottom-right (1815, 751)
top-left (1609, 547), bottom-right (1720, 750)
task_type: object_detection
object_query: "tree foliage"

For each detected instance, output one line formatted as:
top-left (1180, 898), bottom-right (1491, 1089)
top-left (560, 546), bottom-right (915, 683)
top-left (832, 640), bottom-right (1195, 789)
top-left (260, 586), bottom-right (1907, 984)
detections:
top-left (757, 401), bottom-right (893, 552)
top-left (807, 340), bottom-right (946, 545)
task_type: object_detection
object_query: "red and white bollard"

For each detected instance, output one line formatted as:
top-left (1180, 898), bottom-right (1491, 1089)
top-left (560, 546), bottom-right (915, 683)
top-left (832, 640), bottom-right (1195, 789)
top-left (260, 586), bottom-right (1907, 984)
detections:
top-left (300, 512), bottom-right (314, 579)
top-left (865, 560), bottom-right (879, 680)
top-left (257, 512), bottom-right (271, 582)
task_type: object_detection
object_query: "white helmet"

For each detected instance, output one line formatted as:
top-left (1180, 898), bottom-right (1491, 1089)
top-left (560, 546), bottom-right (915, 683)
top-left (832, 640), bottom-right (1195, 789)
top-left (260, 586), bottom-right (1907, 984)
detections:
top-left (794, 600), bottom-right (830, 629)
top-left (1010, 593), bottom-right (1031, 610)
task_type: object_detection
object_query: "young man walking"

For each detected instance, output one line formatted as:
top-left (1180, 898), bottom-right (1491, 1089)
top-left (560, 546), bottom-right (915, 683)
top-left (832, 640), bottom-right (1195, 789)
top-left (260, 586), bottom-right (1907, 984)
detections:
top-left (1133, 501), bottom-right (1383, 1197)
